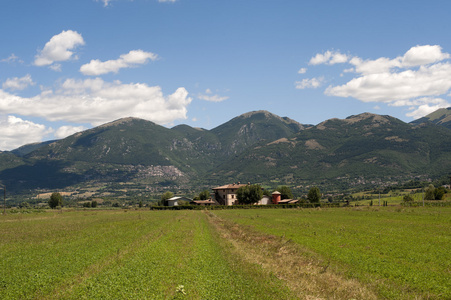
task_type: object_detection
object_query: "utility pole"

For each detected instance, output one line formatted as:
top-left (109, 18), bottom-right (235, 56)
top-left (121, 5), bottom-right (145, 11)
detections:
top-left (422, 187), bottom-right (424, 207)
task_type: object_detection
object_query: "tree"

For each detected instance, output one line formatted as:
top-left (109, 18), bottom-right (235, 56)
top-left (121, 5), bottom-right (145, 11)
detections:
top-left (159, 191), bottom-right (174, 206)
top-left (277, 186), bottom-right (293, 200)
top-left (198, 190), bottom-right (210, 200)
top-left (434, 187), bottom-right (446, 200)
top-left (19, 202), bottom-right (30, 209)
top-left (403, 194), bottom-right (414, 202)
top-left (425, 184), bottom-right (435, 200)
top-left (91, 200), bottom-right (98, 208)
top-left (48, 192), bottom-right (63, 209)
top-left (307, 186), bottom-right (321, 203)
top-left (236, 184), bottom-right (263, 205)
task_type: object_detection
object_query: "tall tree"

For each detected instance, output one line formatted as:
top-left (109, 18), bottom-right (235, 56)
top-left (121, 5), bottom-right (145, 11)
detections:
top-left (425, 184), bottom-right (435, 200)
top-left (307, 186), bottom-right (321, 203)
top-left (277, 186), bottom-right (293, 200)
top-left (48, 192), bottom-right (63, 209)
top-left (236, 184), bottom-right (263, 204)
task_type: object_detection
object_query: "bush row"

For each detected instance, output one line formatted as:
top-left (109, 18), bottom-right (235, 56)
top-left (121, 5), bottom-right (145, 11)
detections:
top-left (150, 203), bottom-right (340, 210)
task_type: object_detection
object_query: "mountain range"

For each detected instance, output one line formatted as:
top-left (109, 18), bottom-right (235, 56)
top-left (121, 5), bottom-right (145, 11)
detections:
top-left (1, 108), bottom-right (451, 198)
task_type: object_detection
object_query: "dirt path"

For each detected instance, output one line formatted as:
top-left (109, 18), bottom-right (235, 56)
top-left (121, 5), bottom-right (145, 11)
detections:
top-left (205, 210), bottom-right (378, 300)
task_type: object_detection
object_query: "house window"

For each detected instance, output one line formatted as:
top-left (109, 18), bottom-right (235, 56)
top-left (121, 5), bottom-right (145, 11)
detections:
top-left (231, 195), bottom-right (234, 199)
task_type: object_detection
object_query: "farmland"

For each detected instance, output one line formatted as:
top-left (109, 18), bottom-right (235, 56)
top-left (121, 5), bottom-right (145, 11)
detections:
top-left (1, 207), bottom-right (450, 299)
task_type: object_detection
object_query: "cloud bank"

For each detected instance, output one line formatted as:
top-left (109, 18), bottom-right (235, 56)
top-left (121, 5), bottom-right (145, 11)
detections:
top-left (0, 78), bottom-right (192, 126)
top-left (299, 45), bottom-right (451, 118)
top-left (0, 116), bottom-right (52, 150)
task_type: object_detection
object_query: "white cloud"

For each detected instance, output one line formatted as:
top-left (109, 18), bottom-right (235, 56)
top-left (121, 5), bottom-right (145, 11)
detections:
top-left (80, 50), bottom-right (158, 76)
top-left (295, 77), bottom-right (324, 89)
top-left (306, 45), bottom-right (451, 119)
top-left (55, 125), bottom-right (87, 139)
top-left (406, 102), bottom-right (451, 119)
top-left (402, 45), bottom-right (450, 67)
top-left (159, 0), bottom-right (177, 2)
top-left (0, 78), bottom-right (192, 126)
top-left (198, 92), bottom-right (229, 102)
top-left (96, 0), bottom-right (112, 6)
top-left (34, 30), bottom-right (85, 67)
top-left (298, 67), bottom-right (307, 74)
top-left (2, 74), bottom-right (35, 91)
top-left (349, 56), bottom-right (402, 75)
top-left (49, 64), bottom-right (62, 72)
top-left (326, 62), bottom-right (451, 102)
top-left (0, 116), bottom-right (52, 151)
top-left (309, 50), bottom-right (349, 65)
top-left (1, 54), bottom-right (23, 64)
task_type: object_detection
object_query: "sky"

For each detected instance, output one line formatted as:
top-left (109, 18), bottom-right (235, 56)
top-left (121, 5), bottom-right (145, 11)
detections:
top-left (1, 0), bottom-right (451, 150)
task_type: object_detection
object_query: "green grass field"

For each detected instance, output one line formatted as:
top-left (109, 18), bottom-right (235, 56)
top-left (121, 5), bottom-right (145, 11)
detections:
top-left (214, 206), bottom-right (451, 299)
top-left (1, 207), bottom-right (450, 299)
top-left (0, 210), bottom-right (295, 299)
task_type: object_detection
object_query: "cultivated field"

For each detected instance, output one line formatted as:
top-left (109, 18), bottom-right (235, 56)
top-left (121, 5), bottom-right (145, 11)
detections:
top-left (1, 207), bottom-right (450, 299)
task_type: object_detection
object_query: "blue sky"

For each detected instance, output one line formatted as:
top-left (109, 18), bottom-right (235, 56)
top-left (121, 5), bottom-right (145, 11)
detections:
top-left (1, 0), bottom-right (451, 150)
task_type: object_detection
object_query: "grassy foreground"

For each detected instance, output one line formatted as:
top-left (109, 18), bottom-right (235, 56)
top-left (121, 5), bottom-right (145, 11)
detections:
top-left (1, 207), bottom-right (450, 299)
top-left (214, 206), bottom-right (451, 299)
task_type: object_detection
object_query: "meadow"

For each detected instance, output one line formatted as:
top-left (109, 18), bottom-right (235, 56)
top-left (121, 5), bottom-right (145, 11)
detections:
top-left (0, 207), bottom-right (450, 299)
top-left (214, 206), bottom-right (451, 299)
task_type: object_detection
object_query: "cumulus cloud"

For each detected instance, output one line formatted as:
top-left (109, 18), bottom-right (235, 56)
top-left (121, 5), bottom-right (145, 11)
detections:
top-left (55, 125), bottom-right (87, 139)
top-left (306, 45), bottom-right (451, 119)
top-left (295, 77), bottom-right (324, 89)
top-left (2, 74), bottom-right (35, 91)
top-left (0, 78), bottom-right (192, 126)
top-left (402, 45), bottom-right (450, 67)
top-left (309, 50), bottom-right (349, 65)
top-left (34, 30), bottom-right (85, 67)
top-left (198, 89), bottom-right (229, 102)
top-left (80, 50), bottom-right (158, 75)
top-left (0, 116), bottom-right (52, 151)
top-left (298, 67), bottom-right (307, 74)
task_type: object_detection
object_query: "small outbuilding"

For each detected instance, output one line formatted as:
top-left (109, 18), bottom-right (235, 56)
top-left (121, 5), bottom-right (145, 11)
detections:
top-left (166, 196), bottom-right (192, 207)
top-left (190, 199), bottom-right (216, 206)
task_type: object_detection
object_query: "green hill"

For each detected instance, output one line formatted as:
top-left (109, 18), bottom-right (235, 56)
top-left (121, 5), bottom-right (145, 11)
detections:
top-left (410, 107), bottom-right (451, 129)
top-left (1, 110), bottom-right (450, 195)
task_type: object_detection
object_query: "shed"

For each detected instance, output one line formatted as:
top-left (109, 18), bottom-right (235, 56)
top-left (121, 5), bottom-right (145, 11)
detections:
top-left (166, 196), bottom-right (192, 207)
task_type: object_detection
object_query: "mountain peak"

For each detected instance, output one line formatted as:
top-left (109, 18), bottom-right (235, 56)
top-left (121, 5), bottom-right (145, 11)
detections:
top-left (239, 110), bottom-right (274, 119)
top-left (344, 112), bottom-right (391, 124)
top-left (98, 117), bottom-right (152, 129)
